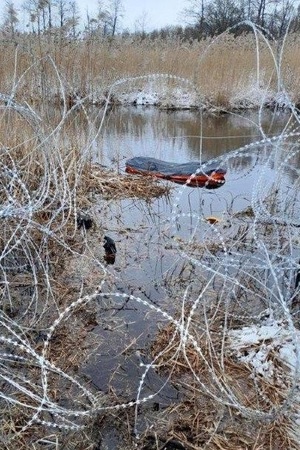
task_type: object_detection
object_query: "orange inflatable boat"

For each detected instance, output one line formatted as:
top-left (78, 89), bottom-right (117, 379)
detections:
top-left (125, 156), bottom-right (226, 189)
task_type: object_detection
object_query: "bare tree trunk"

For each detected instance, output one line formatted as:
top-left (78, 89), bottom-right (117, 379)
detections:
top-left (111, 15), bottom-right (117, 36)
top-left (256, 0), bottom-right (266, 27)
top-left (48, 1), bottom-right (52, 29)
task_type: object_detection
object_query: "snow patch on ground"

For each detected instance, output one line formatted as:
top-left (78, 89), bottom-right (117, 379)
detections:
top-left (268, 90), bottom-right (294, 109)
top-left (229, 316), bottom-right (300, 441)
top-left (69, 72), bottom-right (296, 111)
top-left (118, 89), bottom-right (160, 106)
top-left (228, 317), bottom-right (300, 381)
top-left (230, 74), bottom-right (274, 109)
top-left (108, 72), bottom-right (295, 111)
top-left (117, 81), bottom-right (200, 109)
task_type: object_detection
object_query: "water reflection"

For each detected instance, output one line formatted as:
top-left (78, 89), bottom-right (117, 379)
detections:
top-left (83, 107), bottom-right (300, 442)
top-left (97, 106), bottom-right (293, 168)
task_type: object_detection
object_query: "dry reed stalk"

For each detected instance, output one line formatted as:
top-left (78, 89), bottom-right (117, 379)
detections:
top-left (1, 26), bottom-right (300, 450)
top-left (1, 32), bottom-right (299, 109)
top-left (0, 89), bottom-right (174, 448)
top-left (85, 165), bottom-right (172, 200)
top-left (149, 319), bottom-right (298, 449)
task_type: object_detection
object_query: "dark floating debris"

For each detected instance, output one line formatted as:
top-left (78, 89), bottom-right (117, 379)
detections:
top-left (295, 259), bottom-right (300, 290)
top-left (103, 235), bottom-right (117, 264)
top-left (125, 156), bottom-right (226, 189)
top-left (77, 212), bottom-right (93, 230)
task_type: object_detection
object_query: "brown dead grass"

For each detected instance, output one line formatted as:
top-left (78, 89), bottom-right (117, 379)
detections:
top-left (0, 99), bottom-right (172, 448)
top-left (86, 164), bottom-right (172, 200)
top-left (1, 30), bottom-right (299, 448)
top-left (1, 32), bottom-right (300, 109)
top-left (147, 303), bottom-right (298, 450)
top-left (145, 398), bottom-right (295, 450)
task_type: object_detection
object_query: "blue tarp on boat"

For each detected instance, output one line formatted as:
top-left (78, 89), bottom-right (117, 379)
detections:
top-left (125, 156), bottom-right (226, 188)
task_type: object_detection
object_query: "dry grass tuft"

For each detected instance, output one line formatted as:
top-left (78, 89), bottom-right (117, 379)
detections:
top-left (147, 299), bottom-right (299, 450)
top-left (85, 164), bottom-right (172, 200)
top-left (0, 88), bottom-right (172, 448)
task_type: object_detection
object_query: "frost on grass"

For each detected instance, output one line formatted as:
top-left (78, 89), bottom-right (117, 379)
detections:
top-left (230, 73), bottom-right (274, 109)
top-left (115, 77), bottom-right (200, 109)
top-left (110, 70), bottom-right (296, 112)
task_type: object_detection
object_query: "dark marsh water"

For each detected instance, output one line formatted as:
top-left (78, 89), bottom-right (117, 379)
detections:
top-left (82, 106), bottom-right (299, 445)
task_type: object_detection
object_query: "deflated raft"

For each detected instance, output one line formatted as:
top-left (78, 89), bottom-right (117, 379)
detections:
top-left (125, 156), bottom-right (226, 188)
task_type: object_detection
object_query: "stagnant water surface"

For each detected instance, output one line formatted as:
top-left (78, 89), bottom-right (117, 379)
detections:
top-left (82, 107), bottom-right (299, 445)
top-left (95, 107), bottom-right (286, 160)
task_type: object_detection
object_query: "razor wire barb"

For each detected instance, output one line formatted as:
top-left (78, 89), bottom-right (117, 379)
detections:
top-left (1, 21), bottom-right (300, 447)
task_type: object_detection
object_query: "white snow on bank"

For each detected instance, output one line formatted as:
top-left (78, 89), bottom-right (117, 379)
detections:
top-left (230, 74), bottom-right (274, 109)
top-left (228, 317), bottom-right (300, 381)
top-left (73, 72), bottom-right (296, 111)
top-left (119, 90), bottom-right (160, 106)
top-left (229, 316), bottom-right (300, 442)
top-left (105, 73), bottom-right (294, 111)
top-left (117, 82), bottom-right (199, 109)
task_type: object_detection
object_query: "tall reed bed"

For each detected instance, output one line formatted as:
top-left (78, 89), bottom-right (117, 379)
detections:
top-left (1, 24), bottom-right (300, 449)
top-left (1, 32), bottom-right (300, 108)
